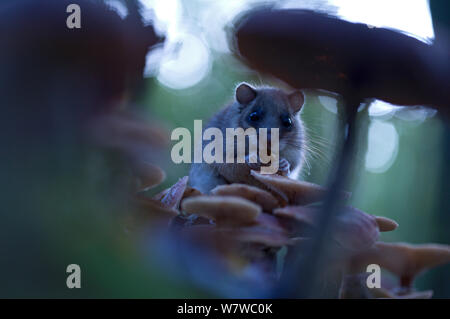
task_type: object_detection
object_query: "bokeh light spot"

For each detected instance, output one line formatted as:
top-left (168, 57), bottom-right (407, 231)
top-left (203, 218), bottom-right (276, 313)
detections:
top-left (365, 120), bottom-right (399, 174)
top-left (156, 34), bottom-right (211, 90)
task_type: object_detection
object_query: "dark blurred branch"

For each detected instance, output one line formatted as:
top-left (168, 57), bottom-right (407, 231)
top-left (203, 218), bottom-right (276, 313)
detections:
top-left (276, 98), bottom-right (359, 298)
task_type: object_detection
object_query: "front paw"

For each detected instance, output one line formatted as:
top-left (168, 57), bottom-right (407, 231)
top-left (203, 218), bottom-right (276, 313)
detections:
top-left (245, 154), bottom-right (261, 170)
top-left (278, 158), bottom-right (290, 176)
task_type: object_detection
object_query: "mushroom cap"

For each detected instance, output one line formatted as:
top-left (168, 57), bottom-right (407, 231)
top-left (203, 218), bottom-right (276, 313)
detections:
top-left (350, 242), bottom-right (450, 285)
top-left (251, 170), bottom-right (350, 205)
top-left (134, 162), bottom-right (166, 191)
top-left (91, 110), bottom-right (168, 163)
top-left (181, 195), bottom-right (261, 227)
top-left (233, 8), bottom-right (449, 110)
top-left (374, 216), bottom-right (399, 232)
top-left (273, 206), bottom-right (316, 225)
top-left (219, 226), bottom-right (291, 248)
top-left (254, 212), bottom-right (289, 234)
top-left (211, 183), bottom-right (280, 212)
top-left (182, 187), bottom-right (203, 200)
top-left (274, 205), bottom-right (379, 251)
top-left (213, 213), bottom-right (291, 248)
top-left (338, 274), bottom-right (434, 299)
top-left (333, 206), bottom-right (380, 251)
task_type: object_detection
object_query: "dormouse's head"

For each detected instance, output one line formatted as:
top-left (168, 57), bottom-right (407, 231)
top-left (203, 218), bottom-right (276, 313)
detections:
top-left (234, 82), bottom-right (305, 151)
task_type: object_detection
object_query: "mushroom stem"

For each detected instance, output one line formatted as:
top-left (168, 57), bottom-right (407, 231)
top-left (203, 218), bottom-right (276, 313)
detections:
top-left (277, 97), bottom-right (360, 298)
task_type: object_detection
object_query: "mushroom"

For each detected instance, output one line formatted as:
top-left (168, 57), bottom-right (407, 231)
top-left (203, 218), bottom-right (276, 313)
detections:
top-left (338, 274), bottom-right (434, 299)
top-left (274, 205), bottom-right (379, 251)
top-left (211, 183), bottom-right (280, 212)
top-left (233, 8), bottom-right (449, 114)
top-left (374, 216), bottom-right (399, 232)
top-left (134, 162), bottom-right (166, 191)
top-left (254, 212), bottom-right (289, 234)
top-left (181, 195), bottom-right (261, 227)
top-left (251, 170), bottom-right (350, 205)
top-left (182, 186), bottom-right (203, 200)
top-left (219, 226), bottom-right (291, 248)
top-left (349, 242), bottom-right (450, 288)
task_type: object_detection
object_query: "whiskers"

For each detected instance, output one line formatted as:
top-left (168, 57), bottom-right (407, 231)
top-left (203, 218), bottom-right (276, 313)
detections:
top-left (304, 128), bottom-right (333, 163)
top-left (282, 135), bottom-right (313, 174)
top-left (283, 122), bottom-right (335, 178)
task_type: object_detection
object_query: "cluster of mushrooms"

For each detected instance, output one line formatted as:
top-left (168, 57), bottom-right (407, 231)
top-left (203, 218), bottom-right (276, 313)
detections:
top-left (131, 164), bottom-right (450, 298)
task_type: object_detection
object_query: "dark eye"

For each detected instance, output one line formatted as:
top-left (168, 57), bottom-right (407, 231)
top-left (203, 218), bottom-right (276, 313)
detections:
top-left (248, 111), bottom-right (261, 122)
top-left (281, 115), bottom-right (292, 128)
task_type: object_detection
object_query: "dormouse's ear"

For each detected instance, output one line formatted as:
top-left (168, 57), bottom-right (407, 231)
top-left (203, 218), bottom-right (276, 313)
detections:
top-left (288, 90), bottom-right (305, 113)
top-left (236, 83), bottom-right (257, 105)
